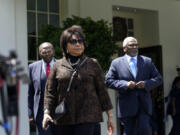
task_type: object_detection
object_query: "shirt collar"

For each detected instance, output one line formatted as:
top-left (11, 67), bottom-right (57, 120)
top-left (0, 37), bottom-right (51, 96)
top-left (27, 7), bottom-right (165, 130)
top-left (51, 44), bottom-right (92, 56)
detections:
top-left (42, 58), bottom-right (55, 73)
top-left (42, 58), bottom-right (55, 67)
top-left (125, 54), bottom-right (137, 63)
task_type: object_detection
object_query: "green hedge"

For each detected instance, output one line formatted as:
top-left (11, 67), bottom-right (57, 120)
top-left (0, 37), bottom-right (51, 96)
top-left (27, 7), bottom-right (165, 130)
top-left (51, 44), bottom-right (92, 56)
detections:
top-left (38, 16), bottom-right (118, 71)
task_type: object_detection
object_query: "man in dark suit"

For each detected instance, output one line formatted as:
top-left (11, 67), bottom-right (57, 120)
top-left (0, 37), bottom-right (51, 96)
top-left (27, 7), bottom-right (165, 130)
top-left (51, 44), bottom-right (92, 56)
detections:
top-left (105, 37), bottom-right (162, 135)
top-left (28, 42), bottom-right (55, 135)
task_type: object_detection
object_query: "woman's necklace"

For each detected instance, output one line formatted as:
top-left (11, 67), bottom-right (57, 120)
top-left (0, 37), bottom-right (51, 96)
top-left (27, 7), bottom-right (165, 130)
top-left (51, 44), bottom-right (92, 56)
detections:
top-left (68, 58), bottom-right (80, 66)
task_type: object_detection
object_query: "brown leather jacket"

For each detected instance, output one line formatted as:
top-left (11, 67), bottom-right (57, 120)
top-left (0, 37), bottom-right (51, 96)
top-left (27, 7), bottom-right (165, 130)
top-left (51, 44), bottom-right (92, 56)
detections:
top-left (44, 56), bottom-right (113, 125)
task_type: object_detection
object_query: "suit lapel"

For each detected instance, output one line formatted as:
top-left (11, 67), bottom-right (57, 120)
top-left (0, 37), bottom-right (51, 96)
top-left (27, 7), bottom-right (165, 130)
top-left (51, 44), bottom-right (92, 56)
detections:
top-left (136, 55), bottom-right (143, 80)
top-left (38, 58), bottom-right (55, 91)
top-left (38, 61), bottom-right (42, 91)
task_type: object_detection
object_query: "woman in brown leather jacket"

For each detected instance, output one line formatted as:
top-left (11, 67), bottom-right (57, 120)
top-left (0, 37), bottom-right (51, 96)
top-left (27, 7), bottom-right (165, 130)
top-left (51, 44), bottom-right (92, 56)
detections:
top-left (42, 25), bottom-right (114, 135)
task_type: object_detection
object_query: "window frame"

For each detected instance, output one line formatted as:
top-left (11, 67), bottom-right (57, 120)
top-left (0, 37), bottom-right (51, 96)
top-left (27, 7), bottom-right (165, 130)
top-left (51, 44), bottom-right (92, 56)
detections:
top-left (27, 0), bottom-right (60, 63)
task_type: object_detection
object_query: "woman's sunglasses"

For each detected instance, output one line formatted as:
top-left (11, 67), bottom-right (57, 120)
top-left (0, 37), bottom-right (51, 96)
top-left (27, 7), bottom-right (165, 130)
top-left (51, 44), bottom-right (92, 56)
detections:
top-left (69, 39), bottom-right (84, 45)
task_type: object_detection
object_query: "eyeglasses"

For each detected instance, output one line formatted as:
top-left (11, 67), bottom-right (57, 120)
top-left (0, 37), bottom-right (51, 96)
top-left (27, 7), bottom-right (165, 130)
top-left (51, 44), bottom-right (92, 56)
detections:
top-left (41, 49), bottom-right (53, 55)
top-left (127, 44), bottom-right (138, 48)
top-left (69, 39), bottom-right (83, 45)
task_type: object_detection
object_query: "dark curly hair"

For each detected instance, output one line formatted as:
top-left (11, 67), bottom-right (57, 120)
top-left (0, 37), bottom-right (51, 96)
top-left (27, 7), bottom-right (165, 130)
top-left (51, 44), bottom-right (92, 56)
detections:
top-left (60, 25), bottom-right (87, 56)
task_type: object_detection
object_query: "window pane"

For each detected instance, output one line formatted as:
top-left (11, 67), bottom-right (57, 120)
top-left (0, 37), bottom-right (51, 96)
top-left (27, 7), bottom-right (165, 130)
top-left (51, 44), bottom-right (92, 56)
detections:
top-left (113, 17), bottom-right (127, 41)
top-left (50, 14), bottom-right (59, 27)
top-left (27, 0), bottom-right (35, 10)
top-left (28, 37), bottom-right (37, 60)
top-left (27, 12), bottom-right (36, 35)
top-left (37, 0), bottom-right (47, 12)
top-left (38, 13), bottom-right (48, 33)
top-left (127, 19), bottom-right (134, 29)
top-left (49, 0), bottom-right (59, 13)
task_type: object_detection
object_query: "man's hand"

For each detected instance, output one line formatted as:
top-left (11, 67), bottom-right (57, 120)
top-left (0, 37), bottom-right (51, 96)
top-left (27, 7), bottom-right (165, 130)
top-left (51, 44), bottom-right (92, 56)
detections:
top-left (29, 117), bottom-right (35, 125)
top-left (29, 117), bottom-right (34, 123)
top-left (127, 81), bottom-right (136, 89)
top-left (136, 81), bottom-right (145, 89)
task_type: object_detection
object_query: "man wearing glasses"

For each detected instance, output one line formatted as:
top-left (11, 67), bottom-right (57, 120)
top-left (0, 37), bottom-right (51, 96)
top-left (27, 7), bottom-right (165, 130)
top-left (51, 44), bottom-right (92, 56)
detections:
top-left (105, 37), bottom-right (162, 135)
top-left (28, 42), bottom-right (55, 135)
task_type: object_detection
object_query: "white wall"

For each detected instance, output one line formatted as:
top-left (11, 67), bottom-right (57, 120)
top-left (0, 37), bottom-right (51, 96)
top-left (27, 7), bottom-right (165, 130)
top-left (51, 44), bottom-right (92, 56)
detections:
top-left (0, 0), bottom-right (28, 135)
top-left (67, 0), bottom-right (180, 134)
top-left (0, 0), bottom-right (16, 54)
top-left (113, 8), bottom-right (159, 48)
top-left (0, 0), bottom-right (178, 134)
top-left (158, 4), bottom-right (180, 133)
top-left (159, 2), bottom-right (180, 96)
top-left (67, 0), bottom-right (80, 17)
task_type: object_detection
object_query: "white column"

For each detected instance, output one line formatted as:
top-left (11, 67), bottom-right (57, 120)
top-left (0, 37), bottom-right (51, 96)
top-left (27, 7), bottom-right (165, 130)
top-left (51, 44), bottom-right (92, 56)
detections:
top-left (0, 0), bottom-right (29, 134)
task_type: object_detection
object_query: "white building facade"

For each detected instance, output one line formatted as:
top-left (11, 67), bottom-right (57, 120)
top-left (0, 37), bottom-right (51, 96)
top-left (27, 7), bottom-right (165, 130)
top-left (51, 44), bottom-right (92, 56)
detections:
top-left (1, 0), bottom-right (180, 134)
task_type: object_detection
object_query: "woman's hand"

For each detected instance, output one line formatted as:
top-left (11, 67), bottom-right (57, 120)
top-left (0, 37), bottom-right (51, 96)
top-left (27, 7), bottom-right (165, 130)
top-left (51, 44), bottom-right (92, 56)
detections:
top-left (107, 116), bottom-right (114, 135)
top-left (106, 110), bottom-right (114, 135)
top-left (42, 114), bottom-right (53, 130)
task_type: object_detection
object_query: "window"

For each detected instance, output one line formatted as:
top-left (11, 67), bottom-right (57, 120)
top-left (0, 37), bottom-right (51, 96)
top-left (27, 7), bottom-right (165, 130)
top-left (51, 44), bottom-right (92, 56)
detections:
top-left (113, 17), bottom-right (134, 42)
top-left (27, 0), bottom-right (60, 63)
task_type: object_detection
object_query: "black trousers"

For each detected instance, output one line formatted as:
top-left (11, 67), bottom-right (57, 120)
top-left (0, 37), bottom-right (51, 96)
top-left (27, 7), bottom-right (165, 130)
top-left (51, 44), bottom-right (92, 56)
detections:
top-left (52, 123), bottom-right (99, 135)
top-left (93, 123), bottom-right (101, 135)
top-left (169, 115), bottom-right (180, 135)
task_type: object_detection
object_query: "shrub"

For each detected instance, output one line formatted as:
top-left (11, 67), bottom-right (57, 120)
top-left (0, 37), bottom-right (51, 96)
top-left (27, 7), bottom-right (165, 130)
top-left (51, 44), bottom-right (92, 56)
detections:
top-left (39, 16), bottom-right (118, 71)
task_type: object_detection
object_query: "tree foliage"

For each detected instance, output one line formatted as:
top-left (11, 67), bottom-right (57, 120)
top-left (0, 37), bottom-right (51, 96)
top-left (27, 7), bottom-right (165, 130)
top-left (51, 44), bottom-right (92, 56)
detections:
top-left (38, 16), bottom-right (118, 71)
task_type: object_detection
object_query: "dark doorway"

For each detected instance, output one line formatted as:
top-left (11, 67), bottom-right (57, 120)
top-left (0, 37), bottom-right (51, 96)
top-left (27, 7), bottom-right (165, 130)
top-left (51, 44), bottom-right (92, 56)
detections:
top-left (118, 45), bottom-right (164, 135)
top-left (139, 46), bottom-right (164, 135)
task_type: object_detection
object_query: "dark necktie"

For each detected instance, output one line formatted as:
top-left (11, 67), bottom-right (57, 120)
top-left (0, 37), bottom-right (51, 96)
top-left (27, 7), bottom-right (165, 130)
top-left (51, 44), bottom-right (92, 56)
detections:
top-left (46, 63), bottom-right (50, 77)
top-left (130, 57), bottom-right (136, 78)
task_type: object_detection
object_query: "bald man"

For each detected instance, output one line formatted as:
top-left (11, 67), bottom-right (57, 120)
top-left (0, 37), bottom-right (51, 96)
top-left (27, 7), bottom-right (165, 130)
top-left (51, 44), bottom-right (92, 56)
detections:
top-left (28, 42), bottom-right (55, 135)
top-left (105, 37), bottom-right (162, 135)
